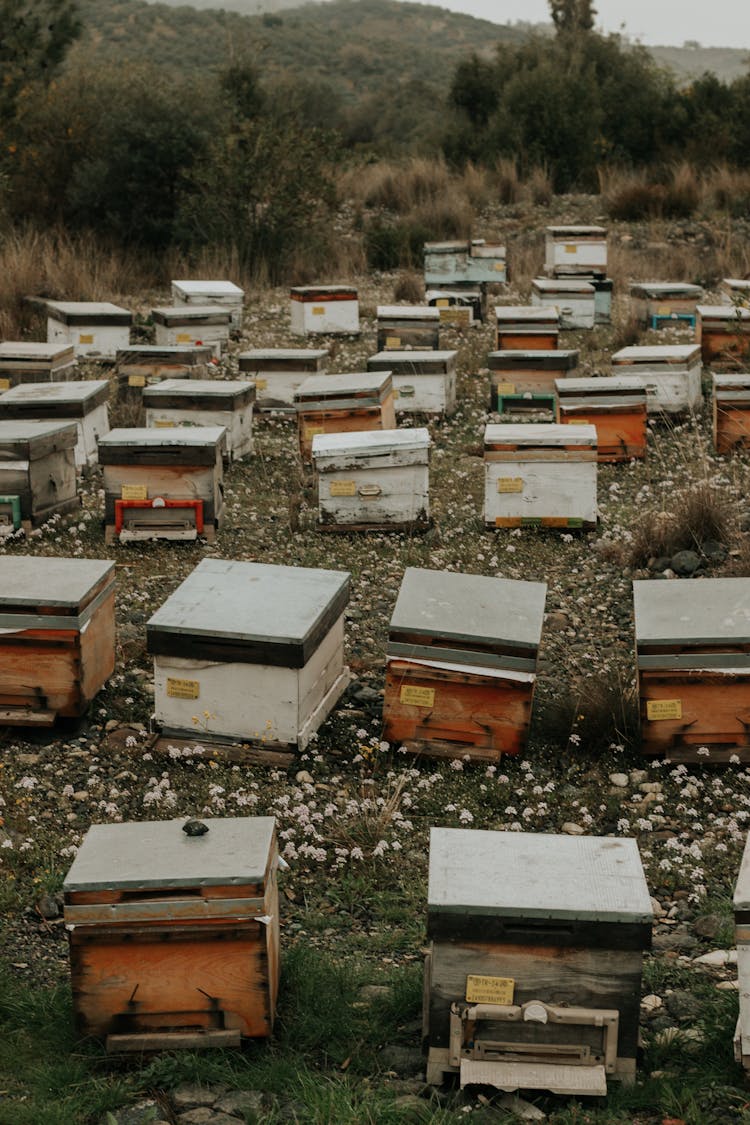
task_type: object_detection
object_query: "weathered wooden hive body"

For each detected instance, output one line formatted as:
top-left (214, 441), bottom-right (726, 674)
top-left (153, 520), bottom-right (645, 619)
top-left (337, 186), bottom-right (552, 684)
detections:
top-left (721, 279), bottom-right (750, 306)
top-left (611, 344), bottom-right (702, 415)
top-left (483, 424), bottom-right (598, 530)
top-left (424, 828), bottom-right (652, 1093)
top-left (424, 240), bottom-right (506, 285)
top-left (0, 420), bottom-right (79, 531)
top-left (466, 239), bottom-right (507, 284)
top-left (713, 373), bottom-right (750, 453)
top-left (697, 304), bottom-right (750, 365)
top-left (147, 559), bottom-right (350, 750)
top-left (634, 578), bottom-right (750, 761)
top-left (312, 428), bottom-right (430, 531)
top-left (143, 379), bottom-right (255, 462)
top-left (152, 306), bottom-right (231, 357)
top-left (531, 279), bottom-right (595, 330)
top-left (289, 286), bottom-right (359, 336)
top-left (366, 350), bottom-right (457, 416)
top-left (0, 557), bottom-right (115, 725)
top-left (63, 816), bottom-right (280, 1051)
top-left (733, 833), bottom-right (750, 1071)
top-left (544, 225), bottom-right (607, 276)
top-left (488, 350), bottom-right (579, 413)
top-left (555, 376), bottom-right (648, 462)
top-left (494, 306), bottom-right (560, 351)
top-left (376, 305), bottom-right (440, 351)
top-left (0, 380), bottom-right (110, 468)
top-left (426, 286), bottom-right (483, 326)
top-left (294, 371), bottom-right (397, 461)
top-left (0, 342), bottom-right (76, 389)
top-left (98, 427), bottom-right (225, 543)
top-left (237, 349), bottom-right (328, 412)
top-left (46, 302), bottom-right (132, 360)
top-left (114, 344), bottom-right (215, 407)
top-left (170, 280), bottom-right (244, 327)
top-left (629, 283), bottom-right (703, 329)
top-left (382, 569), bottom-right (545, 762)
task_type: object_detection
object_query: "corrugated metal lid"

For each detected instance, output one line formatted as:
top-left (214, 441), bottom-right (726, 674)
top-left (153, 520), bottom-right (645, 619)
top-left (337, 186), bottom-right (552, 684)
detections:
top-left (312, 428), bottom-right (430, 458)
top-left (143, 379), bottom-right (254, 398)
top-left (0, 380), bottom-right (109, 405)
top-left (63, 817), bottom-right (276, 891)
top-left (485, 423), bottom-right (596, 447)
top-left (697, 304), bottom-right (750, 322)
top-left (172, 280), bottom-right (243, 297)
top-left (612, 345), bottom-right (700, 363)
top-left (295, 371), bottom-right (390, 397)
top-left (428, 829), bottom-right (652, 922)
top-left (100, 426), bottom-right (226, 448)
top-left (0, 557), bottom-right (113, 608)
top-left (634, 578), bottom-right (750, 645)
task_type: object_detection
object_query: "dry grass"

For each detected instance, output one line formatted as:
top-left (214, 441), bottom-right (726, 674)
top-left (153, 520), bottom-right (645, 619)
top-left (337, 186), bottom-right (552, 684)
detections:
top-left (536, 668), bottom-right (639, 753)
top-left (706, 165), bottom-right (750, 217)
top-left (393, 272), bottom-right (424, 303)
top-left (600, 163), bottom-right (702, 222)
top-left (611, 314), bottom-right (643, 351)
top-left (627, 481), bottom-right (735, 568)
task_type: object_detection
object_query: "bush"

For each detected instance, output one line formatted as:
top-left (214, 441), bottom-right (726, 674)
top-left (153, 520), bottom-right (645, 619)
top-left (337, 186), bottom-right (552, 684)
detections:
top-left (628, 482), bottom-right (734, 568)
top-left (601, 164), bottom-right (702, 221)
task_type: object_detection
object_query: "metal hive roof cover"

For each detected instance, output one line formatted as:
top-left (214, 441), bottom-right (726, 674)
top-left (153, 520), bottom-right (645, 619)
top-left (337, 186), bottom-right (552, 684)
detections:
top-left (238, 349), bottom-right (328, 361)
top-left (390, 568), bottom-right (545, 650)
top-left (546, 225), bottom-right (606, 236)
top-left (99, 426), bottom-right (226, 448)
top-left (724, 278), bottom-right (750, 290)
top-left (495, 305), bottom-right (560, 322)
top-left (0, 419), bottom-right (78, 446)
top-left (172, 280), bottom-right (243, 297)
top-left (143, 379), bottom-right (254, 399)
top-left (0, 380), bottom-right (109, 405)
top-left (634, 578), bottom-right (750, 646)
top-left (428, 828), bottom-right (652, 922)
top-left (556, 376), bottom-right (647, 394)
top-left (713, 373), bottom-right (750, 390)
top-left (697, 304), bottom-right (750, 322)
top-left (46, 301), bottom-right (130, 317)
top-left (484, 423), bottom-right (597, 447)
top-left (367, 350), bottom-right (457, 368)
top-left (612, 345), bottom-right (700, 364)
top-left (116, 344), bottom-right (210, 356)
top-left (0, 342), bottom-right (74, 359)
top-left (532, 278), bottom-right (595, 293)
top-left (152, 305), bottom-right (232, 320)
top-left (63, 817), bottom-right (276, 891)
top-left (295, 371), bottom-right (390, 397)
top-left (312, 428), bottom-right (430, 459)
top-left (376, 305), bottom-right (440, 320)
top-left (0, 557), bottom-right (113, 608)
top-left (630, 282), bottom-right (702, 296)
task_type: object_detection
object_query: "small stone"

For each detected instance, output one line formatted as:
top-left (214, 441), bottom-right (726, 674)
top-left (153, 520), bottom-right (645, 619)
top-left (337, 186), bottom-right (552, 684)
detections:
top-left (630, 769), bottom-right (648, 784)
top-left (650, 556), bottom-right (672, 573)
top-left (717, 980), bottom-right (739, 990)
top-left (177, 1110), bottom-right (217, 1125)
top-left (609, 773), bottom-right (628, 787)
top-left (639, 781), bottom-right (662, 793)
top-left (352, 685), bottom-right (381, 703)
top-left (740, 512), bottom-right (750, 533)
top-left (561, 822), bottom-right (585, 835)
top-left (18, 752), bottom-right (40, 765)
top-left (171, 1085), bottom-right (217, 1111)
top-left (652, 931), bottom-right (698, 953)
top-left (378, 1045), bottom-right (425, 1076)
top-left (694, 914), bottom-right (724, 940)
top-left (641, 994), bottom-right (663, 1013)
top-left (101, 1101), bottom-right (168, 1125)
top-left (37, 894), bottom-right (60, 920)
top-left (701, 539), bottom-right (728, 564)
top-left (213, 1091), bottom-right (265, 1117)
top-left (693, 949), bottom-right (730, 967)
top-left (358, 984), bottom-right (392, 1002)
top-left (295, 770), bottom-right (314, 785)
top-left (650, 897), bottom-right (666, 918)
top-left (665, 989), bottom-right (702, 1021)
top-left (392, 1095), bottom-right (427, 1115)
top-left (497, 1093), bottom-right (546, 1120)
top-left (73, 791), bottom-right (88, 801)
top-left (545, 611), bottom-right (569, 631)
top-left (671, 549), bottom-right (701, 577)
top-left (106, 719), bottom-right (120, 732)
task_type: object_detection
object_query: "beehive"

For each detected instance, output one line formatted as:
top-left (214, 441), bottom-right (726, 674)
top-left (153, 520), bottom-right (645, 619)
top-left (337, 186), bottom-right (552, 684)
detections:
top-left (46, 302), bottom-right (132, 360)
top-left (555, 376), bottom-right (648, 462)
top-left (289, 286), bottom-right (359, 336)
top-left (423, 240), bottom-right (506, 285)
top-left (382, 569), bottom-right (545, 761)
top-left (143, 379), bottom-right (255, 462)
top-left (425, 828), bottom-right (652, 1093)
top-left (147, 560), bottom-right (350, 750)
top-left (466, 239), bottom-right (507, 284)
top-left (294, 371), bottom-right (397, 462)
top-left (531, 278), bottom-right (595, 330)
top-left (611, 344), bottom-right (702, 415)
top-left (152, 306), bottom-right (231, 357)
top-left (0, 342), bottom-right (76, 389)
top-left (426, 286), bottom-right (483, 326)
top-left (0, 557), bottom-right (114, 725)
top-left (376, 306), bottom-right (440, 351)
top-left (713, 373), bottom-right (750, 454)
top-left (312, 428), bottom-right (431, 532)
top-left (484, 424), bottom-right (597, 530)
top-left (64, 816), bottom-right (280, 1051)
top-left (629, 283), bottom-right (703, 329)
top-left (0, 380), bottom-right (110, 468)
top-left (99, 427), bottom-right (226, 543)
top-left (544, 225), bottom-right (607, 276)
top-left (634, 578), bottom-right (750, 761)
top-left (588, 277), bottom-right (614, 325)
top-left (237, 349), bottom-right (328, 412)
top-left (721, 279), bottom-right (750, 306)
top-left (488, 349), bottom-right (579, 413)
top-left (0, 420), bottom-right (79, 531)
top-left (494, 306), bottom-right (560, 351)
top-left (697, 304), bottom-right (750, 365)
top-left (170, 279), bottom-right (244, 327)
top-left (115, 344), bottom-right (215, 405)
top-left (733, 833), bottom-right (750, 1071)
top-left (366, 350), bottom-right (457, 416)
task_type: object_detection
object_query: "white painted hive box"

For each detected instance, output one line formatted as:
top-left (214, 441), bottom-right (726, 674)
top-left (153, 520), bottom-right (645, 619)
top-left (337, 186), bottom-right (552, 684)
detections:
top-left (611, 345), bottom-right (702, 414)
top-left (734, 831), bottom-right (750, 1069)
top-left (629, 283), bottom-right (703, 326)
top-left (544, 226), bottom-right (607, 275)
top-left (0, 342), bottom-right (77, 388)
top-left (152, 306), bottom-right (231, 357)
top-left (171, 280), bottom-right (244, 326)
top-left (147, 559), bottom-right (351, 750)
top-left (367, 350), bottom-right (457, 415)
top-left (46, 302), bottom-right (132, 360)
top-left (0, 380), bottom-right (110, 468)
top-left (143, 379), bottom-right (255, 461)
top-left (289, 287), bottom-right (359, 336)
top-left (531, 278), bottom-right (595, 329)
top-left (237, 349), bottom-right (328, 411)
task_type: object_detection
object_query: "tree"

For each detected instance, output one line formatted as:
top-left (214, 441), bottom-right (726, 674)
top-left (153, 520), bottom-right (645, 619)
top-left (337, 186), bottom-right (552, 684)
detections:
top-left (0, 0), bottom-right (80, 131)
top-left (549, 0), bottom-right (596, 35)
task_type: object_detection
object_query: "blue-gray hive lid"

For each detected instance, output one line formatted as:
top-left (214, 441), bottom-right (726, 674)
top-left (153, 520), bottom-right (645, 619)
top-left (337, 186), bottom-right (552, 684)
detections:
top-left (634, 578), bottom-right (750, 648)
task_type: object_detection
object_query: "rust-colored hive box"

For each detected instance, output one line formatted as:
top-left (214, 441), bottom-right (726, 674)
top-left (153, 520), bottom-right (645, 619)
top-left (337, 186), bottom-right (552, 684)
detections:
top-left (63, 816), bottom-right (280, 1052)
top-left (382, 568), bottom-right (545, 761)
top-left (555, 376), bottom-right (648, 462)
top-left (494, 306), bottom-right (560, 351)
top-left (0, 557), bottom-right (115, 725)
top-left (697, 304), bottom-right (750, 365)
top-left (489, 349), bottom-right (578, 413)
top-left (713, 373), bottom-right (750, 453)
top-left (294, 371), bottom-right (396, 462)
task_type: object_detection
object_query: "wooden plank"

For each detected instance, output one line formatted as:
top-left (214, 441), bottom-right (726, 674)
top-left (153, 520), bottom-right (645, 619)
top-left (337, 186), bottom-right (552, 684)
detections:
top-left (146, 734), bottom-right (295, 769)
top-left (640, 670), bottom-right (750, 757)
top-left (107, 1029), bottom-right (241, 1052)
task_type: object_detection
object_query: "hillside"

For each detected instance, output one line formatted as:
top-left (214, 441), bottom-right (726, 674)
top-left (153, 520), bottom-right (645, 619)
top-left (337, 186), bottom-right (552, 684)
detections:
top-left (651, 43), bottom-right (750, 85)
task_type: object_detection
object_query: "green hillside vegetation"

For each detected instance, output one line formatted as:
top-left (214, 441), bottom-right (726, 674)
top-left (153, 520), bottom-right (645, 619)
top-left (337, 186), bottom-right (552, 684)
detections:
top-left (652, 43), bottom-right (750, 86)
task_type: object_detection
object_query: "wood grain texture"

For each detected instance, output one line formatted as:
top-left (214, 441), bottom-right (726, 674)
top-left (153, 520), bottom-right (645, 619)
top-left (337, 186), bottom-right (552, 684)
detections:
top-left (297, 405), bottom-right (394, 462)
top-left (714, 405), bottom-right (750, 453)
top-left (557, 406), bottom-right (647, 462)
top-left (640, 670), bottom-right (750, 757)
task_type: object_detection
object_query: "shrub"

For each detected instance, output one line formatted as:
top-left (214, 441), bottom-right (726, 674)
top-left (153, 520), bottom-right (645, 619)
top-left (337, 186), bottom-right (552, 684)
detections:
top-left (627, 482), bottom-right (734, 568)
top-left (536, 668), bottom-right (639, 753)
top-left (393, 272), bottom-right (424, 303)
top-left (601, 164), bottom-right (702, 221)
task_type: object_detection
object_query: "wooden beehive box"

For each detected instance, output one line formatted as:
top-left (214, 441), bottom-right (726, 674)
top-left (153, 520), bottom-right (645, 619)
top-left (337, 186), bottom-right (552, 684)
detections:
top-left (713, 373), bottom-right (750, 453)
top-left (588, 277), bottom-right (614, 325)
top-left (289, 286), bottom-right (359, 336)
top-left (424, 240), bottom-right (470, 285)
top-left (466, 240), bottom-right (507, 284)
top-left (531, 278), bottom-right (595, 330)
top-left (237, 348), bottom-right (328, 412)
top-left (171, 279), bottom-right (244, 327)
top-left (143, 379), bottom-right (255, 462)
top-left (629, 283), bottom-right (703, 328)
top-left (426, 286), bottom-right (482, 327)
top-left (147, 559), bottom-right (350, 750)
top-left (0, 380), bottom-right (110, 469)
top-left (115, 344), bottom-right (215, 404)
top-left (312, 428), bottom-right (431, 532)
top-left (721, 279), bottom-right (750, 306)
top-left (382, 569), bottom-right (545, 761)
top-left (488, 349), bottom-right (579, 413)
top-left (63, 816), bottom-right (279, 1051)
top-left (376, 305), bottom-right (440, 351)
top-left (0, 342), bottom-right (76, 389)
top-left (0, 557), bottom-right (114, 725)
top-left (494, 306), bottom-right (560, 351)
top-left (294, 371), bottom-right (397, 462)
top-left (555, 376), bottom-right (648, 462)
top-left (152, 306), bottom-right (231, 358)
top-left (484, 423), bottom-right (597, 530)
top-left (634, 577), bottom-right (750, 761)
top-left (697, 304), bottom-right (750, 365)
top-left (366, 350), bottom-right (457, 416)
top-left (611, 344), bottom-right (702, 415)
top-left (98, 427), bottom-right (225, 543)
top-left (734, 833), bottom-right (750, 1071)
top-left (0, 420), bottom-right (79, 531)
top-left (424, 828), bottom-right (652, 1093)
top-left (544, 225), bottom-right (607, 276)
top-left (46, 302), bottom-right (132, 360)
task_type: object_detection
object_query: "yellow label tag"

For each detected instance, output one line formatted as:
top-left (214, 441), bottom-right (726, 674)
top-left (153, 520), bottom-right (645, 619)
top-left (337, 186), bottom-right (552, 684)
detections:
top-left (392, 388), bottom-right (400, 399)
top-left (494, 261), bottom-right (505, 271)
top-left (305, 424), bottom-right (325, 439)
top-left (128, 374), bottom-right (146, 388)
top-left (496, 381), bottom-right (516, 395)
top-left (176, 333), bottom-right (192, 344)
top-left (647, 699), bottom-right (682, 721)
top-left (498, 477), bottom-right (524, 493)
top-left (154, 419), bottom-right (176, 427)
top-left (330, 480), bottom-right (356, 497)
top-left (311, 306), bottom-right (325, 315)
top-left (253, 379), bottom-right (268, 391)
top-left (436, 299), bottom-right (449, 308)
top-left (121, 484), bottom-right (148, 500)
top-left (166, 677), bottom-right (200, 700)
top-left (400, 685), bottom-right (435, 707)
top-left (79, 333), bottom-right (94, 345)
top-left (657, 305), bottom-right (671, 315)
top-left (466, 975), bottom-right (515, 1005)
top-left (386, 336), bottom-right (401, 348)
top-left (0, 378), bottom-right (9, 392)
top-left (564, 244), bottom-right (577, 254)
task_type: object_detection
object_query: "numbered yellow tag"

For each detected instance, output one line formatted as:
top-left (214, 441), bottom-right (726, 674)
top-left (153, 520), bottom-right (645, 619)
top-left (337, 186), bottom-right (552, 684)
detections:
top-left (647, 699), bottom-right (682, 721)
top-left (121, 484), bottom-right (148, 500)
top-left (128, 374), bottom-right (146, 388)
top-left (166, 677), bottom-right (200, 700)
top-left (79, 333), bottom-right (94, 345)
top-left (657, 305), bottom-right (671, 316)
top-left (253, 379), bottom-right (268, 391)
top-left (311, 306), bottom-right (325, 315)
top-left (304, 425), bottom-right (325, 439)
top-left (0, 378), bottom-right (10, 392)
top-left (436, 299), bottom-right (449, 308)
top-left (496, 382), bottom-right (515, 395)
top-left (329, 480), bottom-right (356, 497)
top-left (466, 975), bottom-right (515, 1004)
top-left (153, 419), bottom-right (176, 428)
top-left (494, 262), bottom-right (505, 272)
top-left (400, 685), bottom-right (435, 707)
top-left (564, 244), bottom-right (577, 254)
top-left (176, 333), bottom-right (192, 344)
top-left (386, 336), bottom-right (401, 348)
top-left (497, 477), bottom-right (524, 493)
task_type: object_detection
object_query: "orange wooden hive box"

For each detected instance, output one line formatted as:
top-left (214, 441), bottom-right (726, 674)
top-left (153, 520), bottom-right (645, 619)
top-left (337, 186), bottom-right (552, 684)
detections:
top-left (0, 556), bottom-right (115, 726)
top-left (634, 578), bottom-right (750, 762)
top-left (697, 305), bottom-right (750, 366)
top-left (713, 373), bottom-right (750, 453)
top-left (63, 816), bottom-right (280, 1052)
top-left (382, 568), bottom-right (546, 762)
top-left (494, 305), bottom-right (560, 351)
top-left (555, 376), bottom-right (648, 462)
top-left (294, 371), bottom-right (396, 462)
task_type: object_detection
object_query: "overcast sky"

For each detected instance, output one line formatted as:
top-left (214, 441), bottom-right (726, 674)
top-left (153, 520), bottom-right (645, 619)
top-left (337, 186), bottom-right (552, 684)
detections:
top-left (411, 0), bottom-right (750, 48)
